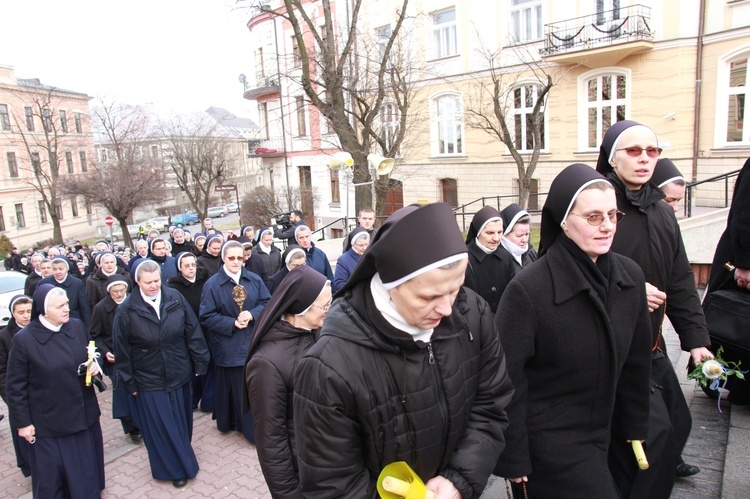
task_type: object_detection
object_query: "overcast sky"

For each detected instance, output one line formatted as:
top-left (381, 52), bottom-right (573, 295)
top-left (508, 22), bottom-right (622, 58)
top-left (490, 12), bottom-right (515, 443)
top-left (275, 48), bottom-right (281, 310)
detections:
top-left (0, 0), bottom-right (257, 119)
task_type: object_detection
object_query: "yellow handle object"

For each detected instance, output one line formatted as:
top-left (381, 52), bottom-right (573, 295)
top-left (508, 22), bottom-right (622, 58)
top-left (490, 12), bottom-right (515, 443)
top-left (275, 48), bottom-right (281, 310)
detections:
top-left (632, 440), bottom-right (649, 470)
top-left (85, 340), bottom-right (96, 386)
top-left (377, 462), bottom-right (435, 499)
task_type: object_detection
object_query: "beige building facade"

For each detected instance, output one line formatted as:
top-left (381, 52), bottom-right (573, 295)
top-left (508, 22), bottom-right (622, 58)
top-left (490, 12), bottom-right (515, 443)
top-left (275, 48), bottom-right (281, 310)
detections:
top-left (0, 65), bottom-right (96, 249)
top-left (244, 0), bottom-right (750, 227)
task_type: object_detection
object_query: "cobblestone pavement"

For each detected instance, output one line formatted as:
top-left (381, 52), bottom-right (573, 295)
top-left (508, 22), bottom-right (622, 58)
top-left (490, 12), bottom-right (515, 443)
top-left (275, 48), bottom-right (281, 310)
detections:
top-left (0, 390), bottom-right (272, 498)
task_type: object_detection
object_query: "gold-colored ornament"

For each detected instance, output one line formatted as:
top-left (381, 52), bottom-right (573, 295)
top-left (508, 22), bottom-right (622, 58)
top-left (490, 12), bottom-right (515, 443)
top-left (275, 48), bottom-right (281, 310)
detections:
top-left (232, 283), bottom-right (247, 313)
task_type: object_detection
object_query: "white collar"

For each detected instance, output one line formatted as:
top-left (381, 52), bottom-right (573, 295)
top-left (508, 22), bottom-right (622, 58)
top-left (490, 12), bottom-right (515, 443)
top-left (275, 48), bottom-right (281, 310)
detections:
top-left (223, 266), bottom-right (242, 285)
top-left (139, 288), bottom-right (162, 318)
top-left (39, 315), bottom-right (62, 332)
top-left (501, 238), bottom-right (526, 266)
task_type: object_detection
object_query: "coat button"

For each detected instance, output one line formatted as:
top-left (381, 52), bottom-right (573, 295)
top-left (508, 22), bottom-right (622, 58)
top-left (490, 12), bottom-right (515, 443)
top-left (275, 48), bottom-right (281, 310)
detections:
top-left (491, 287), bottom-right (497, 291)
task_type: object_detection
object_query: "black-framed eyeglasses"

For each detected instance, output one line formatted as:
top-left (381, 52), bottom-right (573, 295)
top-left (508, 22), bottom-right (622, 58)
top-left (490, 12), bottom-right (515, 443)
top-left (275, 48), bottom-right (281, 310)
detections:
top-left (568, 211), bottom-right (625, 226)
top-left (615, 146), bottom-right (662, 158)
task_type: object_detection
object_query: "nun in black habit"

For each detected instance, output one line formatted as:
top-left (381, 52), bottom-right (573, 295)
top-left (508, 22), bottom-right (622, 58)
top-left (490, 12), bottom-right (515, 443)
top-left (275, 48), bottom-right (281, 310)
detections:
top-left (267, 245), bottom-right (307, 294)
top-left (494, 164), bottom-right (651, 498)
top-left (500, 203), bottom-right (538, 273)
top-left (596, 120), bottom-right (711, 496)
top-left (6, 284), bottom-right (106, 498)
top-left (463, 205), bottom-right (516, 314)
top-left (244, 265), bottom-right (331, 498)
top-left (293, 203), bottom-right (514, 497)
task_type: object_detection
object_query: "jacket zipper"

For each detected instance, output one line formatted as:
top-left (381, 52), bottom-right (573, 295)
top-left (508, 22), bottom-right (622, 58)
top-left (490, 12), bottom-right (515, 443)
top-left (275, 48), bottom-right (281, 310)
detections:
top-left (427, 342), bottom-right (449, 465)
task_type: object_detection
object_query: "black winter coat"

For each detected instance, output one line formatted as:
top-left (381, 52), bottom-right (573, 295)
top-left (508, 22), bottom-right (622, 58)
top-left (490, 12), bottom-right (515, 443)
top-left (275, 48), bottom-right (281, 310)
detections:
top-left (707, 158), bottom-right (750, 292)
top-left (245, 321), bottom-right (316, 498)
top-left (0, 318), bottom-right (22, 401)
top-left (197, 252), bottom-right (222, 277)
top-left (464, 241), bottom-right (515, 314)
top-left (167, 268), bottom-right (209, 318)
top-left (293, 282), bottom-right (514, 498)
top-left (113, 286), bottom-right (209, 394)
top-left (24, 271), bottom-right (42, 297)
top-left (254, 245), bottom-right (282, 279)
top-left (607, 176), bottom-right (710, 352)
top-left (6, 318), bottom-right (101, 437)
top-left (89, 295), bottom-right (120, 367)
top-left (86, 267), bottom-right (133, 310)
top-left (494, 242), bottom-right (651, 497)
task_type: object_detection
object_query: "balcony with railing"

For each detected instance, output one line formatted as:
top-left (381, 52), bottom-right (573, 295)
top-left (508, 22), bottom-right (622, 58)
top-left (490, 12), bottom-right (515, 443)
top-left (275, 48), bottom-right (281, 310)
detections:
top-left (243, 70), bottom-right (280, 101)
top-left (540, 4), bottom-right (654, 67)
top-left (247, 136), bottom-right (286, 158)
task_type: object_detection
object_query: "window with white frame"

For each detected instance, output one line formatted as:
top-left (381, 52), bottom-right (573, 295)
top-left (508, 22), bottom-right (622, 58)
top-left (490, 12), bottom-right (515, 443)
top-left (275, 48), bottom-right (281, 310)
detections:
top-left (377, 25), bottom-right (393, 59)
top-left (434, 94), bottom-right (463, 155)
top-left (432, 8), bottom-right (457, 59)
top-left (379, 100), bottom-right (401, 155)
top-left (295, 96), bottom-right (307, 137)
top-left (726, 57), bottom-right (748, 144)
top-left (512, 83), bottom-right (547, 151)
top-left (585, 73), bottom-right (627, 148)
top-left (511, 0), bottom-right (543, 43)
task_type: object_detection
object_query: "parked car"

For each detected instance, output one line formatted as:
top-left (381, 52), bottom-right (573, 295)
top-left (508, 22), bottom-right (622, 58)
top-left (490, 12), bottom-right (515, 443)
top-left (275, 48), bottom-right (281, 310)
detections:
top-left (0, 271), bottom-right (27, 326)
top-left (225, 202), bottom-right (239, 213)
top-left (145, 216), bottom-right (170, 231)
top-left (172, 213), bottom-right (199, 227)
top-left (207, 206), bottom-right (229, 218)
top-left (109, 224), bottom-right (141, 241)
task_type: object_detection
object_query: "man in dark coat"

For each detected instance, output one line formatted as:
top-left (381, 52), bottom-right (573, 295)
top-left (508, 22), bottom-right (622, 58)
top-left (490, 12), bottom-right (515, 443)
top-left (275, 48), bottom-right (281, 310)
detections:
top-left (170, 228), bottom-right (196, 256)
top-left (199, 241), bottom-right (270, 441)
top-left (23, 253), bottom-right (44, 297)
top-left (272, 210), bottom-right (306, 243)
top-left (168, 252), bottom-right (215, 413)
top-left (147, 238), bottom-right (178, 281)
top-left (294, 225), bottom-right (334, 281)
top-left (293, 203), bottom-right (514, 498)
top-left (596, 120), bottom-right (712, 496)
top-left (703, 157), bottom-right (750, 403)
top-left (39, 257), bottom-right (91, 327)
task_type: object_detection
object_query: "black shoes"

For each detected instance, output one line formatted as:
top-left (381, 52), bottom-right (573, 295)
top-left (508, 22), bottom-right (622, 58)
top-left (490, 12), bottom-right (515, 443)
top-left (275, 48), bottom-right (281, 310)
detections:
top-left (172, 478), bottom-right (188, 488)
top-left (129, 430), bottom-right (143, 444)
top-left (676, 463), bottom-right (700, 478)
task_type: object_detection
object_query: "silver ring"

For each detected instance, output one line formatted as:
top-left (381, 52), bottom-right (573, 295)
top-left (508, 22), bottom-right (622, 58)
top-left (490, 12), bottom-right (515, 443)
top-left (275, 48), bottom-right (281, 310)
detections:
top-left (29, 437), bottom-right (36, 444)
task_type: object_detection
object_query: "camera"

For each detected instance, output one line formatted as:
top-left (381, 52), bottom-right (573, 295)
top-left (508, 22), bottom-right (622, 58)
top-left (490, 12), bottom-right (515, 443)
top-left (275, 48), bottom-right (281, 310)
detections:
top-left (274, 211), bottom-right (293, 231)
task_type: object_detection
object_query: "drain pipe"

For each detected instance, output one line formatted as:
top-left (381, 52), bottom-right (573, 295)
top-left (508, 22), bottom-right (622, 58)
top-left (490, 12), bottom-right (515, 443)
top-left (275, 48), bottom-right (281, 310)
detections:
top-left (688, 0), bottom-right (706, 217)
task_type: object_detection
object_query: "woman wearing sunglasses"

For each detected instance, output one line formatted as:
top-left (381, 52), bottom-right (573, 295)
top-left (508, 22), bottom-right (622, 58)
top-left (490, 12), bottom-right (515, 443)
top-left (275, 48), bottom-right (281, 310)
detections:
top-left (494, 163), bottom-right (651, 498)
top-left (597, 120), bottom-right (712, 498)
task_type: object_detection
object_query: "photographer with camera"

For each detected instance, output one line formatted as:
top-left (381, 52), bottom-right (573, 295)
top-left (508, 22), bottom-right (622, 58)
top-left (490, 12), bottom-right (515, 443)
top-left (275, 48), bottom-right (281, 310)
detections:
top-left (271, 210), bottom-right (306, 243)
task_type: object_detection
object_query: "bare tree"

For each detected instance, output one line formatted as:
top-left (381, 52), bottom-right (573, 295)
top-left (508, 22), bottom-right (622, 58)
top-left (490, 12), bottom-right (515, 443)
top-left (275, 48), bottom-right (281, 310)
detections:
top-left (252, 0), bottom-right (417, 215)
top-left (158, 114), bottom-right (239, 220)
top-left (8, 89), bottom-right (75, 243)
top-left (463, 45), bottom-right (563, 208)
top-left (241, 185), bottom-right (321, 230)
top-left (60, 100), bottom-right (165, 248)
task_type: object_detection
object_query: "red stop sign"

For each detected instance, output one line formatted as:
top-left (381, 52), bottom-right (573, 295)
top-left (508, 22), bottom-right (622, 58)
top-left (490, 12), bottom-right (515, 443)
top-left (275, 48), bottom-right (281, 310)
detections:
top-left (104, 215), bottom-right (114, 226)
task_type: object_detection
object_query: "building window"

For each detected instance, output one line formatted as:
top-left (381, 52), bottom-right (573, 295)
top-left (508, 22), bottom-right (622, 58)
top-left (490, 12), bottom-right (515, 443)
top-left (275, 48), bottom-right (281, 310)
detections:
top-left (330, 169), bottom-right (340, 204)
top-left (434, 94), bottom-right (463, 155)
top-left (100, 148), bottom-right (108, 163)
top-left (513, 84), bottom-right (547, 151)
top-left (0, 104), bottom-right (10, 131)
top-left (377, 25), bottom-right (393, 59)
top-left (296, 96), bottom-right (307, 137)
top-left (79, 151), bottom-right (88, 172)
top-left (65, 151), bottom-right (74, 174)
top-left (151, 145), bottom-right (159, 158)
top-left (725, 57), bottom-right (748, 144)
top-left (511, 0), bottom-right (542, 43)
top-left (55, 199), bottom-right (64, 220)
top-left (259, 102), bottom-right (269, 139)
top-left (85, 198), bottom-right (93, 215)
top-left (71, 196), bottom-right (79, 217)
top-left (7, 152), bottom-right (18, 178)
top-left (292, 36), bottom-right (302, 68)
top-left (0, 207), bottom-right (5, 232)
top-left (59, 110), bottom-right (68, 133)
top-left (74, 112), bottom-right (82, 133)
top-left (14, 204), bottom-right (26, 228)
top-left (432, 8), bottom-right (457, 59)
top-left (38, 200), bottom-right (48, 224)
top-left (24, 106), bottom-right (35, 131)
top-left (585, 73), bottom-right (627, 149)
top-left (596, 0), bottom-right (621, 24)
top-left (379, 100), bottom-right (401, 155)
top-left (31, 152), bottom-right (41, 176)
top-left (42, 107), bottom-right (52, 132)
top-left (440, 178), bottom-right (458, 207)
top-left (319, 24), bottom-right (328, 50)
